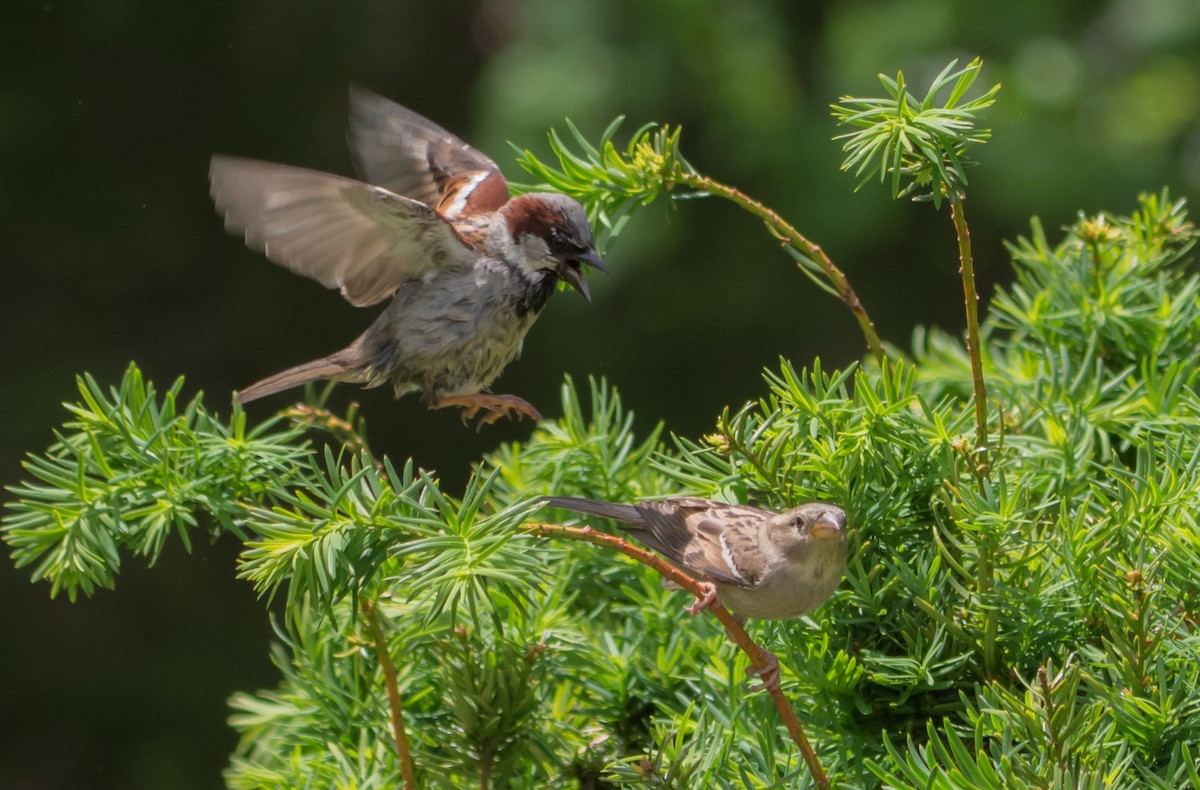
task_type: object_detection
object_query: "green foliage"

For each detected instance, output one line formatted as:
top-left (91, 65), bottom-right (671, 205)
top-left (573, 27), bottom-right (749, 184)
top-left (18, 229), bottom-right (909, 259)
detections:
top-left (513, 105), bottom-right (888, 359)
top-left (3, 368), bottom-right (309, 600)
top-left (990, 190), bottom-right (1199, 373)
top-left (510, 118), bottom-right (695, 251)
top-left (7, 93), bottom-right (1200, 789)
top-left (834, 57), bottom-right (998, 466)
top-left (832, 58), bottom-right (1000, 205)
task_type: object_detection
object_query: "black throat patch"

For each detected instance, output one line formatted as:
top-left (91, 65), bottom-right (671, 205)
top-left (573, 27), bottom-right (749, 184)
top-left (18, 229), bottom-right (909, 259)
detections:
top-left (516, 271), bottom-right (556, 316)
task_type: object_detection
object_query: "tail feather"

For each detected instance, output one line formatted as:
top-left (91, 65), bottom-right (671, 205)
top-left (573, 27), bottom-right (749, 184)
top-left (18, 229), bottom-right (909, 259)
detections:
top-left (541, 496), bottom-right (644, 525)
top-left (237, 355), bottom-right (362, 404)
top-left (542, 496), bottom-right (681, 564)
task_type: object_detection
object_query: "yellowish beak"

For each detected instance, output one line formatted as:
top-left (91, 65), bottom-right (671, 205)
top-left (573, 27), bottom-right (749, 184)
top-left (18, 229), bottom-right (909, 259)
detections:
top-left (810, 513), bottom-right (844, 540)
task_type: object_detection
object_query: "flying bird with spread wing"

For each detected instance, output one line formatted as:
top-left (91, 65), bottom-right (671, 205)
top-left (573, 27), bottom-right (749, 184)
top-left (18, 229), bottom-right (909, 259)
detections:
top-left (210, 88), bottom-right (606, 425)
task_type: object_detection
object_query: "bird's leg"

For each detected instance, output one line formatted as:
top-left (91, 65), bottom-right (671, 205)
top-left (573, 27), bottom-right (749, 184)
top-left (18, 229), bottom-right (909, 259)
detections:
top-left (433, 393), bottom-right (542, 428)
top-left (744, 649), bottom-right (781, 694)
top-left (685, 581), bottom-right (720, 615)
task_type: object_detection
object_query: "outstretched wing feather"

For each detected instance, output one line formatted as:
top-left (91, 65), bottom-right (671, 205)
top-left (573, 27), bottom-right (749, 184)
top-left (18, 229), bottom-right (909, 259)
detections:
top-left (210, 156), bottom-right (473, 307)
top-left (348, 87), bottom-right (509, 217)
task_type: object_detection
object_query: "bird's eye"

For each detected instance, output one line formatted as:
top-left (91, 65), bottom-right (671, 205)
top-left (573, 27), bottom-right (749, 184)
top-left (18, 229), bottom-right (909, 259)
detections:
top-left (549, 232), bottom-right (570, 253)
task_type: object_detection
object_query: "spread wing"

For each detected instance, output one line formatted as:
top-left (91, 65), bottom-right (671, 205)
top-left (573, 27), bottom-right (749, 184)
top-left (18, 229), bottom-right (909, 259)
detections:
top-left (347, 87), bottom-right (510, 219)
top-left (209, 156), bottom-right (475, 307)
top-left (635, 498), bottom-right (771, 588)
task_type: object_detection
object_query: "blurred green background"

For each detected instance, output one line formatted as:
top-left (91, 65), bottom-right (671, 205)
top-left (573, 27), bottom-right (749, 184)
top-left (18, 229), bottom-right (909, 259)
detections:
top-left (3, 0), bottom-right (1199, 787)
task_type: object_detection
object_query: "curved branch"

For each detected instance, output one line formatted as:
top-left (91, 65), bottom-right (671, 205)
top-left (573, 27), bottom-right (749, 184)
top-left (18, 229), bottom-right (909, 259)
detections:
top-left (676, 172), bottom-right (884, 364)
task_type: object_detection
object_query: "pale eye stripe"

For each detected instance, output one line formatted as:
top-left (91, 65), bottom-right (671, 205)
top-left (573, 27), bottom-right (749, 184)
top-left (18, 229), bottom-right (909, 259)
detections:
top-left (443, 171), bottom-right (489, 217)
top-left (719, 533), bottom-right (745, 583)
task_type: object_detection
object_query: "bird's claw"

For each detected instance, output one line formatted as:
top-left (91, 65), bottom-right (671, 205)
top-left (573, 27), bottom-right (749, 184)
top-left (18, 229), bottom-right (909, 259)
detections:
top-left (685, 582), bottom-right (720, 615)
top-left (744, 651), bottom-right (781, 694)
top-left (434, 394), bottom-right (542, 430)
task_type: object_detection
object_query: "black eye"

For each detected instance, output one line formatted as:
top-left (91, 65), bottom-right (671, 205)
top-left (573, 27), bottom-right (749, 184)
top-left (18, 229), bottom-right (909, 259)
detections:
top-left (549, 232), bottom-right (570, 253)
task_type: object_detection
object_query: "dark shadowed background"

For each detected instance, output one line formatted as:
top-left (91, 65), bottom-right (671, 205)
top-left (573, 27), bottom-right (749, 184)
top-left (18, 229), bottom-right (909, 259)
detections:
top-left (4, 1), bottom-right (1199, 787)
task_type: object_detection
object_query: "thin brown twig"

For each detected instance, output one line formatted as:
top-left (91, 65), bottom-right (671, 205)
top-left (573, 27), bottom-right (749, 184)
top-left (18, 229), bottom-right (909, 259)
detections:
top-left (478, 746), bottom-right (493, 790)
top-left (677, 172), bottom-right (884, 365)
top-left (525, 522), bottom-right (830, 790)
top-left (363, 599), bottom-right (417, 790)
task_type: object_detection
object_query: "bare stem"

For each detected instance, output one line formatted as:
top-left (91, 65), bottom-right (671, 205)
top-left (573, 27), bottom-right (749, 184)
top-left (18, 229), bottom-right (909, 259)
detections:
top-left (363, 599), bottom-right (417, 790)
top-left (677, 172), bottom-right (884, 364)
top-left (949, 193), bottom-right (989, 470)
top-left (525, 521), bottom-right (830, 790)
top-left (948, 194), bottom-right (996, 676)
top-left (478, 746), bottom-right (493, 790)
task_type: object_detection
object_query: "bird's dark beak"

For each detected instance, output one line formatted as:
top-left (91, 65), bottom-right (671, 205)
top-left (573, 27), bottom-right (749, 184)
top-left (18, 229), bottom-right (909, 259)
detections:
top-left (558, 247), bottom-right (607, 302)
top-left (810, 512), bottom-right (844, 540)
top-left (578, 247), bottom-right (608, 275)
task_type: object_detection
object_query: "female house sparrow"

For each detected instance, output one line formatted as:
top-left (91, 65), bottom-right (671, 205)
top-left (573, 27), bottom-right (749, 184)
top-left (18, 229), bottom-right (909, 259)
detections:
top-left (543, 496), bottom-right (847, 620)
top-left (542, 496), bottom-right (847, 690)
top-left (210, 88), bottom-right (606, 425)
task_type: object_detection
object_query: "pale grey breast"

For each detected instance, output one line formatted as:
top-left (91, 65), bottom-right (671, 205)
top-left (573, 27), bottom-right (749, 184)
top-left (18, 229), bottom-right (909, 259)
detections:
top-left (360, 258), bottom-right (543, 399)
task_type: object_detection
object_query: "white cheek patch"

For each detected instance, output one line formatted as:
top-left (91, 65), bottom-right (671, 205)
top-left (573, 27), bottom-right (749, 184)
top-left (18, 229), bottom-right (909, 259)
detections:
top-left (516, 235), bottom-right (553, 274)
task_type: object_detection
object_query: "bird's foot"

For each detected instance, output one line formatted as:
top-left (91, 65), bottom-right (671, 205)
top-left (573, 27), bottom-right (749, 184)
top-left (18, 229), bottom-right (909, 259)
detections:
top-left (685, 582), bottom-right (720, 616)
top-left (744, 650), bottom-right (781, 694)
top-left (434, 393), bottom-right (542, 429)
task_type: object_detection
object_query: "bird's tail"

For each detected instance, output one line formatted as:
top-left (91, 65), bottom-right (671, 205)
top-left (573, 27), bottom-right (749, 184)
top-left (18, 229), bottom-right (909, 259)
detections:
top-left (237, 340), bottom-right (369, 404)
top-left (541, 496), bottom-right (643, 525)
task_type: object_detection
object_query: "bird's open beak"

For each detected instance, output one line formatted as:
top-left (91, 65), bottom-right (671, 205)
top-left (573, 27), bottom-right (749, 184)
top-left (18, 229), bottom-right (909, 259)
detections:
top-left (809, 512), bottom-right (844, 540)
top-left (559, 247), bottom-right (607, 302)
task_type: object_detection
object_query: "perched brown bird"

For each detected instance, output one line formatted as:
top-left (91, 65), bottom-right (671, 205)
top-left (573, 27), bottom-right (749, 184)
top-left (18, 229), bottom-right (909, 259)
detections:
top-left (210, 88), bottom-right (605, 425)
top-left (543, 496), bottom-right (847, 690)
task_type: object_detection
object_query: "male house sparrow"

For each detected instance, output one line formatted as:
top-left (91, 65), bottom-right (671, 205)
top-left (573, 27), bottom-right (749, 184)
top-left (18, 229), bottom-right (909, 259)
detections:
top-left (210, 88), bottom-right (606, 425)
top-left (543, 496), bottom-right (847, 690)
